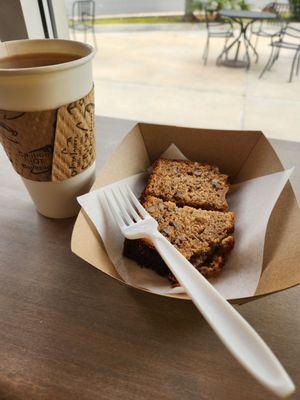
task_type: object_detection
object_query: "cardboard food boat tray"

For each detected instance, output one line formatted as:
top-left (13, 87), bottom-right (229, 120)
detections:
top-left (71, 123), bottom-right (300, 304)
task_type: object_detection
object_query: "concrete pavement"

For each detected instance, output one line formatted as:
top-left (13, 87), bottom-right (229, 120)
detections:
top-left (73, 24), bottom-right (300, 142)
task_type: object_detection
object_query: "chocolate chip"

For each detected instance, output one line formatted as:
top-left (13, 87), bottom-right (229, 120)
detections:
top-left (211, 243), bottom-right (220, 253)
top-left (211, 179), bottom-right (222, 189)
top-left (194, 169), bottom-right (201, 176)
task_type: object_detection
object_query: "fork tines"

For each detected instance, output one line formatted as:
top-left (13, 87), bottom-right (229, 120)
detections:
top-left (103, 184), bottom-right (147, 228)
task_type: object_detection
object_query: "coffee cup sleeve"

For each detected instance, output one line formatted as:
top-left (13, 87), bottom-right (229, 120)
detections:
top-left (0, 88), bottom-right (95, 182)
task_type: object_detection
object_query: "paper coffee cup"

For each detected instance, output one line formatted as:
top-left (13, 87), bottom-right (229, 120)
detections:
top-left (0, 39), bottom-right (96, 218)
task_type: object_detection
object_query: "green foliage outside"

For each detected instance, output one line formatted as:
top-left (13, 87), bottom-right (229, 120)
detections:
top-left (192, 0), bottom-right (299, 19)
top-left (289, 0), bottom-right (300, 20)
top-left (191, 0), bottom-right (250, 12)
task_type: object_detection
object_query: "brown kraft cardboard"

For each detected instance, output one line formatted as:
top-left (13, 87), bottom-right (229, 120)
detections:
top-left (71, 123), bottom-right (300, 304)
top-left (0, 89), bottom-right (95, 182)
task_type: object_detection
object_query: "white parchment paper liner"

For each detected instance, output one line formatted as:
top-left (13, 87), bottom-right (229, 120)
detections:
top-left (78, 145), bottom-right (293, 300)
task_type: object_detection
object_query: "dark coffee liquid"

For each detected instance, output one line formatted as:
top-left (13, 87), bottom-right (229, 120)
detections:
top-left (0, 52), bottom-right (81, 69)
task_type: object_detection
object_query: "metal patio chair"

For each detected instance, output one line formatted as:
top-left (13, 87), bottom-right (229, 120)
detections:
top-left (250, 2), bottom-right (291, 56)
top-left (202, 7), bottom-right (234, 65)
top-left (70, 0), bottom-right (98, 50)
top-left (260, 25), bottom-right (300, 82)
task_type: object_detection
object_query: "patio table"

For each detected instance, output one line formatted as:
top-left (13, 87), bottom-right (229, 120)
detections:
top-left (217, 10), bottom-right (277, 68)
top-left (0, 115), bottom-right (299, 400)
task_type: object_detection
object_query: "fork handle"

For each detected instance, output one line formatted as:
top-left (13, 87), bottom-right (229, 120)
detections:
top-left (151, 232), bottom-right (294, 398)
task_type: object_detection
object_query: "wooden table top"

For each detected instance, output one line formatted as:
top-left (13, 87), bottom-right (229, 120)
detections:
top-left (0, 116), bottom-right (299, 400)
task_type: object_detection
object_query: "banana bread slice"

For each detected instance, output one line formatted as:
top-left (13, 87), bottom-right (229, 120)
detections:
top-left (124, 196), bottom-right (235, 281)
top-left (143, 159), bottom-right (229, 211)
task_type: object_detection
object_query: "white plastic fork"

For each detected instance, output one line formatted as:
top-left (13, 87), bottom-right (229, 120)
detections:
top-left (103, 184), bottom-right (295, 398)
